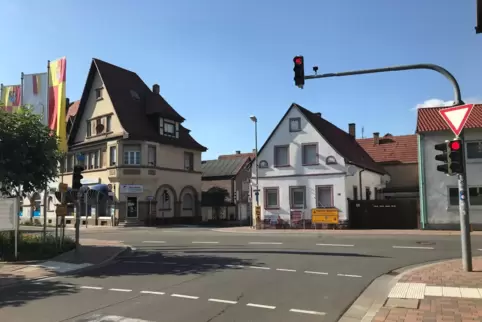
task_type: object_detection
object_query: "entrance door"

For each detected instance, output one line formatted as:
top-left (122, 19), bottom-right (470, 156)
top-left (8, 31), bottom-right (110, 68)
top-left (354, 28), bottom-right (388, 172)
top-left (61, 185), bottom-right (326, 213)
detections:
top-left (127, 197), bottom-right (138, 218)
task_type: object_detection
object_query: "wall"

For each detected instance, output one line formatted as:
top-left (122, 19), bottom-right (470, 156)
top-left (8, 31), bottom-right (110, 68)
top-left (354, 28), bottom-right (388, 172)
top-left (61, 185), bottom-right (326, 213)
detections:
top-left (422, 128), bottom-right (482, 227)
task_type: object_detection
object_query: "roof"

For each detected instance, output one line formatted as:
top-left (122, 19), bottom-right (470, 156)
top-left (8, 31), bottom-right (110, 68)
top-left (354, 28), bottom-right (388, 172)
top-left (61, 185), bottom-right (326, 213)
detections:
top-left (416, 104), bottom-right (482, 133)
top-left (357, 134), bottom-right (418, 164)
top-left (201, 157), bottom-right (250, 178)
top-left (218, 152), bottom-right (255, 160)
top-left (66, 100), bottom-right (79, 121)
top-left (257, 103), bottom-right (386, 175)
top-left (69, 58), bottom-right (206, 151)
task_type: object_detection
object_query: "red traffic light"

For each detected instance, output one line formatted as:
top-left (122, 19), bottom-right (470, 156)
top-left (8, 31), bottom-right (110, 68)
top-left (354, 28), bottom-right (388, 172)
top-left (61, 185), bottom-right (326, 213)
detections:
top-left (450, 140), bottom-right (461, 151)
top-left (294, 57), bottom-right (303, 65)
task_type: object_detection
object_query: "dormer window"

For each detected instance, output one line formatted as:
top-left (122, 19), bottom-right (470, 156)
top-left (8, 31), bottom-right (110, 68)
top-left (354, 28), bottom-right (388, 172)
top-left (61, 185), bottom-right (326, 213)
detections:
top-left (164, 121), bottom-right (175, 136)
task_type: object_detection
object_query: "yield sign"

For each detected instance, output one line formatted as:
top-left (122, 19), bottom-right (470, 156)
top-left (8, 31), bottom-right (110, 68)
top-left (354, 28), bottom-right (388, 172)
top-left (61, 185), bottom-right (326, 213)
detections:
top-left (439, 104), bottom-right (475, 137)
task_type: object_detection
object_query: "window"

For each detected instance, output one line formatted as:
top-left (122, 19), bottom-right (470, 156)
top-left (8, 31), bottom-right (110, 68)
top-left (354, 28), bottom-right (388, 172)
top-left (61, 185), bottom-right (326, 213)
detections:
top-left (164, 121), bottom-right (175, 136)
top-left (326, 156), bottom-right (337, 165)
top-left (449, 187), bottom-right (459, 206)
top-left (184, 152), bottom-right (194, 171)
top-left (95, 88), bottom-right (103, 100)
top-left (66, 154), bottom-right (74, 172)
top-left (259, 160), bottom-right (268, 168)
top-left (466, 141), bottom-right (482, 160)
top-left (87, 151), bottom-right (100, 169)
top-left (47, 196), bottom-right (54, 211)
top-left (274, 145), bottom-right (289, 167)
top-left (316, 186), bottom-right (333, 208)
top-left (353, 186), bottom-right (358, 200)
top-left (264, 188), bottom-right (279, 209)
top-left (123, 145), bottom-right (141, 165)
top-left (109, 146), bottom-right (117, 166)
top-left (148, 145), bottom-right (156, 166)
top-left (452, 186), bottom-right (482, 207)
top-left (160, 190), bottom-right (171, 210)
top-left (365, 187), bottom-right (371, 200)
top-left (289, 117), bottom-right (301, 132)
top-left (106, 115), bottom-right (112, 132)
top-left (182, 194), bottom-right (193, 210)
top-left (95, 118), bottom-right (103, 135)
top-left (302, 144), bottom-right (318, 165)
top-left (290, 186), bottom-right (305, 209)
top-left (86, 121), bottom-right (92, 137)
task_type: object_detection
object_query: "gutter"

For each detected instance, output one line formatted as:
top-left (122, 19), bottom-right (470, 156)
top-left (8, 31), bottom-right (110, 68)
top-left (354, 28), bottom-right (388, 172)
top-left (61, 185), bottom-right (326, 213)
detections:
top-left (417, 134), bottom-right (428, 229)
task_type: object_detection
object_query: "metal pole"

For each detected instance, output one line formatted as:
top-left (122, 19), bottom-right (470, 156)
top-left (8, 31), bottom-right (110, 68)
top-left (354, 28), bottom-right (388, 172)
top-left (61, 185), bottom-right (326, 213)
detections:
top-left (75, 190), bottom-right (81, 250)
top-left (42, 187), bottom-right (48, 243)
top-left (458, 131), bottom-right (472, 271)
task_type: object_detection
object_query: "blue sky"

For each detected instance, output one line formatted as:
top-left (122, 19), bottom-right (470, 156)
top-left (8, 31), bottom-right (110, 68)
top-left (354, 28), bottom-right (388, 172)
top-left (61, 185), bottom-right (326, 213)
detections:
top-left (1, 0), bottom-right (481, 159)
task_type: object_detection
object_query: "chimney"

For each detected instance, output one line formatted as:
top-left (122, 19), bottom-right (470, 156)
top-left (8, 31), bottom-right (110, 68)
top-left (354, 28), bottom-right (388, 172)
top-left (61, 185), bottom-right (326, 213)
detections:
top-left (373, 132), bottom-right (380, 145)
top-left (252, 148), bottom-right (256, 154)
top-left (152, 84), bottom-right (160, 95)
top-left (314, 112), bottom-right (322, 117)
top-left (235, 150), bottom-right (241, 154)
top-left (348, 123), bottom-right (356, 138)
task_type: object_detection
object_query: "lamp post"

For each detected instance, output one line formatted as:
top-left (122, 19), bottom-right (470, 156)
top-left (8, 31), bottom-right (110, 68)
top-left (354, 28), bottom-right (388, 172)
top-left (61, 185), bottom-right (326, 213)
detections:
top-left (250, 115), bottom-right (259, 229)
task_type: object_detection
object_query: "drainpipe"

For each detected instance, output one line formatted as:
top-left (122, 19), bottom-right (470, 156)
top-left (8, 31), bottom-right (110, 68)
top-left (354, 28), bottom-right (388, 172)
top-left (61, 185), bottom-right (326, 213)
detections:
top-left (359, 169), bottom-right (365, 200)
top-left (417, 134), bottom-right (428, 229)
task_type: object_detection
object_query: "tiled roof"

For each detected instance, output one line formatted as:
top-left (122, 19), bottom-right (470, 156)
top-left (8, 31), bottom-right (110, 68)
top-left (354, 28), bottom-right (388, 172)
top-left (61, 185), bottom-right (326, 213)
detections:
top-left (218, 152), bottom-right (255, 160)
top-left (357, 134), bottom-right (418, 164)
top-left (416, 104), bottom-right (482, 133)
top-left (65, 100), bottom-right (79, 121)
top-left (69, 59), bottom-right (206, 151)
top-left (201, 157), bottom-right (250, 178)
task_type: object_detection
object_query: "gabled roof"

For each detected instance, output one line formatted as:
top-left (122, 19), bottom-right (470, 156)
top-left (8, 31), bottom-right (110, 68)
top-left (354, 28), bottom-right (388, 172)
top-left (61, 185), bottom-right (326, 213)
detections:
top-left (357, 134), bottom-right (418, 165)
top-left (66, 100), bottom-right (79, 121)
top-left (416, 104), bottom-right (482, 133)
top-left (69, 58), bottom-right (206, 151)
top-left (201, 157), bottom-right (250, 178)
top-left (257, 103), bottom-right (386, 175)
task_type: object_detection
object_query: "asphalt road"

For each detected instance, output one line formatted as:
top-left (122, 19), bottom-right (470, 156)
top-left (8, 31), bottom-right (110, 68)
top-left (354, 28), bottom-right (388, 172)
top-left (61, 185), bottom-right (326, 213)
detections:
top-left (3, 227), bottom-right (482, 322)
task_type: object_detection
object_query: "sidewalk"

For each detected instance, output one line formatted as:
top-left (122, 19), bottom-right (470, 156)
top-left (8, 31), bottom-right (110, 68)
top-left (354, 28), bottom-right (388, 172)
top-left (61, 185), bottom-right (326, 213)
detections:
top-left (0, 238), bottom-right (129, 289)
top-left (368, 257), bottom-right (482, 321)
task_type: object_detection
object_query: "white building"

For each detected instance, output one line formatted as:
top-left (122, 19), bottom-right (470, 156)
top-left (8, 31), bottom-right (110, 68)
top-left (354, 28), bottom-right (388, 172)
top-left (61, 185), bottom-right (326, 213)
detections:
top-left (417, 104), bottom-right (482, 229)
top-left (252, 103), bottom-right (388, 226)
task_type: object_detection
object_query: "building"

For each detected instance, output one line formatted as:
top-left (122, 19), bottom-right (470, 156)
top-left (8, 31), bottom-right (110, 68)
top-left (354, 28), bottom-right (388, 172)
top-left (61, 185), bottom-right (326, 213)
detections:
top-left (59, 58), bottom-right (207, 226)
top-left (252, 103), bottom-right (388, 227)
top-left (201, 152), bottom-right (252, 223)
top-left (417, 104), bottom-right (482, 230)
top-left (357, 132), bottom-right (419, 199)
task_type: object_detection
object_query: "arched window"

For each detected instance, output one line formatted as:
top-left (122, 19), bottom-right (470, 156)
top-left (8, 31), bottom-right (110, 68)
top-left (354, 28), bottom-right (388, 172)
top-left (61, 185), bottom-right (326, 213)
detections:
top-left (259, 160), bottom-right (268, 168)
top-left (160, 190), bottom-right (171, 210)
top-left (326, 156), bottom-right (337, 165)
top-left (182, 194), bottom-right (193, 210)
top-left (48, 196), bottom-right (54, 211)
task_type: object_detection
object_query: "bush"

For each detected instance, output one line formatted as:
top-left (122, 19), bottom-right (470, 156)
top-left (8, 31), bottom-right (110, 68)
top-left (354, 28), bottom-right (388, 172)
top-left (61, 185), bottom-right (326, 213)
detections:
top-left (0, 231), bottom-right (75, 261)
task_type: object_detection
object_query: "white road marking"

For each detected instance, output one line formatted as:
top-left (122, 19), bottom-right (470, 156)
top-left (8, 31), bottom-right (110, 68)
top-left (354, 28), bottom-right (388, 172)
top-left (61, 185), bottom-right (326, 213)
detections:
top-left (80, 286), bottom-right (103, 290)
top-left (304, 271), bottom-right (328, 275)
top-left (316, 243), bottom-right (354, 247)
top-left (248, 242), bottom-right (283, 245)
top-left (392, 246), bottom-right (434, 250)
top-left (226, 264), bottom-right (245, 268)
top-left (289, 308), bottom-right (326, 316)
top-left (109, 288), bottom-right (132, 292)
top-left (276, 268), bottom-right (297, 272)
top-left (192, 241), bottom-right (219, 244)
top-left (60, 284), bottom-right (77, 288)
top-left (249, 266), bottom-right (271, 270)
top-left (171, 293), bottom-right (199, 299)
top-left (124, 261), bottom-right (155, 264)
top-left (208, 298), bottom-right (238, 304)
top-left (247, 303), bottom-right (276, 310)
top-left (83, 314), bottom-right (153, 322)
top-left (162, 230), bottom-right (181, 232)
top-left (337, 273), bottom-right (362, 278)
top-left (142, 241), bottom-right (166, 244)
top-left (140, 291), bottom-right (165, 295)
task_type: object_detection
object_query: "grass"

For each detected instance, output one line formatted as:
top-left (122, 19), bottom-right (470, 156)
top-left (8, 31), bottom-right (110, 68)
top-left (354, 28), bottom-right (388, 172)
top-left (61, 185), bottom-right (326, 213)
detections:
top-left (0, 232), bottom-right (75, 262)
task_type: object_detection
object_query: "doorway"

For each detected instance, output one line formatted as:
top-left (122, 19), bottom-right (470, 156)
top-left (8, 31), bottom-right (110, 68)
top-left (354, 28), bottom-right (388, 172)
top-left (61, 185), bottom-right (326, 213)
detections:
top-left (127, 197), bottom-right (138, 218)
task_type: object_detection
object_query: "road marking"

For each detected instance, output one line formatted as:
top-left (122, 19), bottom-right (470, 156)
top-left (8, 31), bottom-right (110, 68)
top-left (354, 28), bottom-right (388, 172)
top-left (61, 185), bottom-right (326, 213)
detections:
top-left (80, 286), bottom-right (103, 290)
top-left (171, 293), bottom-right (199, 299)
top-left (226, 264), bottom-right (244, 268)
top-left (316, 243), bottom-right (354, 247)
top-left (109, 288), bottom-right (132, 292)
top-left (140, 291), bottom-right (165, 295)
top-left (60, 284), bottom-right (77, 288)
top-left (208, 298), bottom-right (238, 304)
top-left (142, 241), bottom-right (166, 244)
top-left (124, 261), bottom-right (155, 264)
top-left (276, 268), bottom-right (297, 272)
top-left (249, 266), bottom-right (271, 270)
top-left (392, 246), bottom-right (434, 250)
top-left (304, 271), bottom-right (328, 275)
top-left (337, 273), bottom-right (362, 278)
top-left (248, 242), bottom-right (283, 245)
top-left (192, 241), bottom-right (219, 244)
top-left (162, 230), bottom-right (181, 232)
top-left (247, 303), bottom-right (276, 310)
top-left (289, 308), bottom-right (326, 316)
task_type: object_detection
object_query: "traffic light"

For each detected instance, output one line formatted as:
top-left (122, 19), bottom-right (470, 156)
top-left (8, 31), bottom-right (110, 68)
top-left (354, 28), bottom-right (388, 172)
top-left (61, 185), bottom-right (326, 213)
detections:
top-left (434, 141), bottom-right (450, 174)
top-left (72, 165), bottom-right (84, 190)
top-left (448, 139), bottom-right (464, 174)
top-left (293, 56), bottom-right (305, 88)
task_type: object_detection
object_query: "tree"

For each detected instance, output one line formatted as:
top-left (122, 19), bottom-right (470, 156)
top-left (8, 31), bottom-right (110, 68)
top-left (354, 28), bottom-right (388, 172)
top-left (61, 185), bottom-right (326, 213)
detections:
top-left (0, 105), bottom-right (63, 197)
top-left (202, 187), bottom-right (229, 220)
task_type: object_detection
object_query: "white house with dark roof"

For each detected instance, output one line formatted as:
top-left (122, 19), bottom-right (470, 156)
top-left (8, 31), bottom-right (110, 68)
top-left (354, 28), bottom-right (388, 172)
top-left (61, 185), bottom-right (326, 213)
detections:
top-left (252, 103), bottom-right (389, 227)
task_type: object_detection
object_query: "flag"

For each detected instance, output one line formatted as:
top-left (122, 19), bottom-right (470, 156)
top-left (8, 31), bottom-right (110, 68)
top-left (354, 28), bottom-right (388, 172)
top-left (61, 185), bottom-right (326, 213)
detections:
top-left (0, 84), bottom-right (22, 113)
top-left (22, 73), bottom-right (48, 125)
top-left (48, 57), bottom-right (67, 153)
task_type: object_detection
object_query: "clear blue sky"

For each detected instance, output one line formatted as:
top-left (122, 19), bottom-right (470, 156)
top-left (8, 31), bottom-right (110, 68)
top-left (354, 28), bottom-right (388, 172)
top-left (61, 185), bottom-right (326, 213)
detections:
top-left (1, 0), bottom-right (481, 159)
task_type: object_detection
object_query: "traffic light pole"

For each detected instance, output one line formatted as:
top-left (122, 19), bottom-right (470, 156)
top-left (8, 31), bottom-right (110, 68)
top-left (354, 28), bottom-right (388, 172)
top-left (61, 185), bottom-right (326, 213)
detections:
top-left (304, 62), bottom-right (473, 271)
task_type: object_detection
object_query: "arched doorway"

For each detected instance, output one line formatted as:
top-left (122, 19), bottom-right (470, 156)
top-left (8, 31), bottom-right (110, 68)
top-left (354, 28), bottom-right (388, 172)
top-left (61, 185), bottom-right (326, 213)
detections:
top-left (179, 186), bottom-right (198, 218)
top-left (155, 184), bottom-right (177, 222)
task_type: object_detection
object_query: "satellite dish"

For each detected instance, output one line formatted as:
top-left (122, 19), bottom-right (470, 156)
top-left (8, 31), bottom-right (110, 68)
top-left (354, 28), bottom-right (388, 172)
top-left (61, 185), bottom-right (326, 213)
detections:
top-left (346, 165), bottom-right (357, 176)
top-left (95, 123), bottom-right (105, 134)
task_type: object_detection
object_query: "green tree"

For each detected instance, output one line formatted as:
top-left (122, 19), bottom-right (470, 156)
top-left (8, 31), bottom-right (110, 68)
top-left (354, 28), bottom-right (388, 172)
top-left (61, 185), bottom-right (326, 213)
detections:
top-left (0, 105), bottom-right (63, 197)
top-left (202, 187), bottom-right (229, 220)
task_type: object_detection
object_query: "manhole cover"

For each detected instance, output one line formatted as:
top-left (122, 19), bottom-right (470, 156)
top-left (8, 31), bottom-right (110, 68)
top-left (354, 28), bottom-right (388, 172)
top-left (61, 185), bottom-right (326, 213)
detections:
top-left (416, 241), bottom-right (435, 246)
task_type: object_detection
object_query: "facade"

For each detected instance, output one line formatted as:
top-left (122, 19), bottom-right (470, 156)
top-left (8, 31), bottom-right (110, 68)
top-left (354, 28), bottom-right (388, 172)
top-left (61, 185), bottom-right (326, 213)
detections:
top-left (201, 152), bottom-right (252, 222)
top-left (58, 58), bottom-right (206, 226)
top-left (357, 132), bottom-right (419, 199)
top-left (252, 103), bottom-right (388, 226)
top-left (417, 104), bottom-right (482, 230)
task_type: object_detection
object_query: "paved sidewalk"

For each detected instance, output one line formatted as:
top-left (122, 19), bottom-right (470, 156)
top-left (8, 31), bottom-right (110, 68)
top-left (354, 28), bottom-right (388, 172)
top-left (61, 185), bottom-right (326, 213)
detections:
top-left (0, 238), bottom-right (129, 289)
top-left (371, 257), bottom-right (482, 321)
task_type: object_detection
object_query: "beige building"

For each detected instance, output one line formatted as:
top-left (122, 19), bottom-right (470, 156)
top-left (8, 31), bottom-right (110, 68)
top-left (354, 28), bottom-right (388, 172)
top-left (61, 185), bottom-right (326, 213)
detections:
top-left (62, 58), bottom-right (207, 226)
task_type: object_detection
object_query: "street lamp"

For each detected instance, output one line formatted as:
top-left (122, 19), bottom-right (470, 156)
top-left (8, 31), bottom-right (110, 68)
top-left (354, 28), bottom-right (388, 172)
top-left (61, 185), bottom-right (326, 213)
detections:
top-left (250, 115), bottom-right (259, 228)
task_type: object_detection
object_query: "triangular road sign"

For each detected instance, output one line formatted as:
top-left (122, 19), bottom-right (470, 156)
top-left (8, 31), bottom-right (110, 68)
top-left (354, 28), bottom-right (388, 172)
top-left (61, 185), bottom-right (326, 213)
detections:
top-left (439, 104), bottom-right (474, 137)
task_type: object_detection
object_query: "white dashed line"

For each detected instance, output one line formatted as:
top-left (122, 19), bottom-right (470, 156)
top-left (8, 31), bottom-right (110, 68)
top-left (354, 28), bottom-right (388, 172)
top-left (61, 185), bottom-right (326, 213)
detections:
top-left (247, 303), bottom-right (276, 310)
top-left (392, 246), bottom-right (434, 250)
top-left (248, 242), bottom-right (283, 245)
top-left (142, 241), bottom-right (166, 244)
top-left (140, 291), bottom-right (165, 295)
top-left (60, 284), bottom-right (76, 288)
top-left (276, 268), bottom-right (297, 272)
top-left (249, 266), bottom-right (271, 270)
top-left (316, 243), bottom-right (354, 247)
top-left (304, 271), bottom-right (328, 275)
top-left (226, 264), bottom-right (245, 268)
top-left (109, 288), bottom-right (132, 292)
top-left (171, 294), bottom-right (199, 300)
top-left (80, 286), bottom-right (103, 290)
top-left (208, 298), bottom-right (238, 304)
top-left (289, 308), bottom-right (326, 316)
top-left (162, 230), bottom-right (181, 233)
top-left (337, 273), bottom-right (362, 278)
top-left (192, 241), bottom-right (219, 244)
